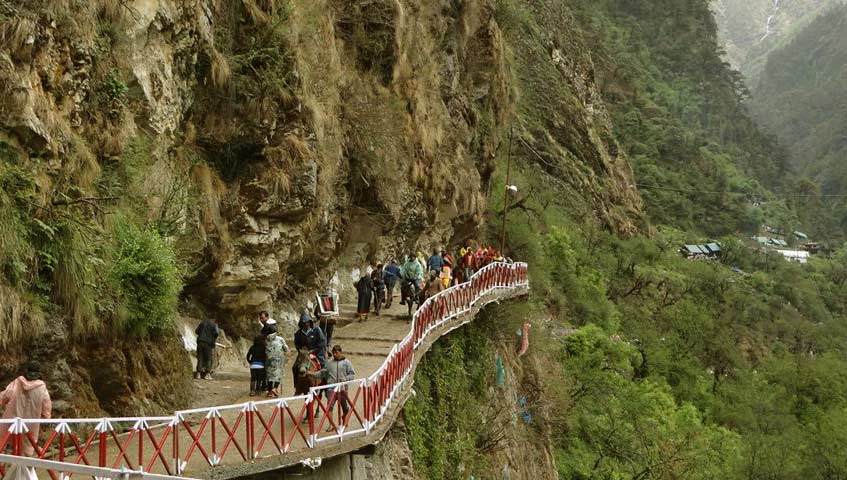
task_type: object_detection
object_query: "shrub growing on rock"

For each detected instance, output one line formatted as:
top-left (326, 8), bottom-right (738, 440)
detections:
top-left (109, 219), bottom-right (181, 336)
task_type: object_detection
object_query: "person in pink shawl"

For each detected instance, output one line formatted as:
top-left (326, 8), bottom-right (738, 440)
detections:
top-left (0, 361), bottom-right (52, 455)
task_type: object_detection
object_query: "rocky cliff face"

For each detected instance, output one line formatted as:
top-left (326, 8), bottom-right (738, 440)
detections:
top-left (0, 0), bottom-right (640, 417)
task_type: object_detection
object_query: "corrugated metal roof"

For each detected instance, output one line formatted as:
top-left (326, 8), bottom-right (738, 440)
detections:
top-left (684, 245), bottom-right (703, 254)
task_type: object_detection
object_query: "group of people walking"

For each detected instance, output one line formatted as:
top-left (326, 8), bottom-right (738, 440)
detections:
top-left (193, 243), bottom-right (505, 404)
top-left (353, 244), bottom-right (506, 319)
top-left (250, 311), bottom-right (355, 421)
top-left (247, 310), bottom-right (327, 398)
top-left (196, 309), bottom-right (355, 411)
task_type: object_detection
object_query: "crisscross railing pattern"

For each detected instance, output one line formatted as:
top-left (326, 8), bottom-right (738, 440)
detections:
top-left (0, 262), bottom-right (528, 477)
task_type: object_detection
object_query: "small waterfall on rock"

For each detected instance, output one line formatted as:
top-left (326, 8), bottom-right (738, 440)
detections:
top-left (759, 0), bottom-right (781, 42)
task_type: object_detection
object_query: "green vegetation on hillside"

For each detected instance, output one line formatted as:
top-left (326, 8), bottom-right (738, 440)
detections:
top-left (109, 218), bottom-right (182, 335)
top-left (574, 0), bottom-right (790, 233)
top-left (752, 3), bottom-right (847, 234)
top-left (0, 139), bottom-right (182, 344)
top-left (496, 0), bottom-right (796, 236)
top-left (497, 1), bottom-right (847, 476)
top-left (405, 325), bottom-right (499, 479)
top-left (410, 156), bottom-right (847, 479)
top-left (495, 160), bottom-right (847, 478)
top-left (405, 1), bottom-right (847, 478)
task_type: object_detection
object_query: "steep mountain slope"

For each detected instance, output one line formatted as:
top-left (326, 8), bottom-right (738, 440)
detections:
top-left (489, 1), bottom-right (847, 478)
top-left (560, 0), bottom-right (790, 234)
top-left (711, 0), bottom-right (842, 82)
top-left (752, 3), bottom-right (847, 229)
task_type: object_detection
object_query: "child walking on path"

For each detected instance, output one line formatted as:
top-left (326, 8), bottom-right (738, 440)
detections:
top-left (246, 335), bottom-right (267, 396)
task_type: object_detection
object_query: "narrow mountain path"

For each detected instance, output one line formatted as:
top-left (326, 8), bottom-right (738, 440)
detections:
top-left (189, 296), bottom-right (412, 416)
top-left (0, 263), bottom-right (529, 480)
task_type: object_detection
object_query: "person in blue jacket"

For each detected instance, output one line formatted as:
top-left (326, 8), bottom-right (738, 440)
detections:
top-left (428, 248), bottom-right (444, 275)
top-left (383, 259), bottom-right (402, 308)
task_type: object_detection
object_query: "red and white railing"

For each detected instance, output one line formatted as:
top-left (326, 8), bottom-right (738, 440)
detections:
top-left (0, 262), bottom-right (528, 477)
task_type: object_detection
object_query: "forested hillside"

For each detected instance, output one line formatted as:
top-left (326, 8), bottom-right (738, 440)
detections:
top-left (711, 0), bottom-right (841, 82)
top-left (752, 3), bottom-right (847, 231)
top-left (502, 2), bottom-right (847, 478)
top-left (565, 0), bottom-right (790, 234)
top-left (404, 0), bottom-right (847, 478)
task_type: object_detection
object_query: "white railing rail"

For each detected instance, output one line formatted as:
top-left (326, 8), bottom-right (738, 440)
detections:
top-left (0, 454), bottom-right (197, 480)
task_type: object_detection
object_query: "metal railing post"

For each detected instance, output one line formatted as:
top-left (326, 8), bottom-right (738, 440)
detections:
top-left (171, 417), bottom-right (181, 476)
top-left (307, 397), bottom-right (316, 447)
top-left (97, 419), bottom-right (110, 468)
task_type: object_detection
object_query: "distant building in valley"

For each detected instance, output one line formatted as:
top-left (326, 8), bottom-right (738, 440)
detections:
top-left (680, 243), bottom-right (721, 259)
top-left (753, 236), bottom-right (789, 248)
top-left (777, 249), bottom-right (810, 264)
top-left (802, 242), bottom-right (822, 254)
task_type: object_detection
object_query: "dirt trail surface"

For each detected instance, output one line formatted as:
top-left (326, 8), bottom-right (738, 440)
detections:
top-left (193, 299), bottom-right (412, 412)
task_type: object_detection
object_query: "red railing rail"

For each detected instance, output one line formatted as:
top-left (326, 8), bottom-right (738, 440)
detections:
top-left (0, 262), bottom-right (528, 476)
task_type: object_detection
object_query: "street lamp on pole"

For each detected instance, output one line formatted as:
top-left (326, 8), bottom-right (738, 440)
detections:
top-left (501, 184), bottom-right (518, 252)
top-left (500, 126), bottom-right (515, 254)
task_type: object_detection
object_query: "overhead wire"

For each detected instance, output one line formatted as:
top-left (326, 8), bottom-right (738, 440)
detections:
top-left (510, 122), bottom-right (843, 200)
top-left (634, 183), bottom-right (847, 198)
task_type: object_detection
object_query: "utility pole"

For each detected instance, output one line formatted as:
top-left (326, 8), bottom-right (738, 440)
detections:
top-left (500, 126), bottom-right (513, 254)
